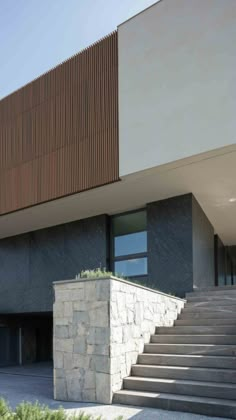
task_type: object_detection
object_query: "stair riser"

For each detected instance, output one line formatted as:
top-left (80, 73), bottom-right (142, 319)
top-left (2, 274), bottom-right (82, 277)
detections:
top-left (183, 306), bottom-right (236, 312)
top-left (151, 335), bottom-right (236, 344)
top-left (132, 365), bottom-right (236, 383)
top-left (123, 379), bottom-right (236, 401)
top-left (156, 326), bottom-right (236, 335)
top-left (113, 393), bottom-right (236, 419)
top-left (187, 288), bottom-right (236, 298)
top-left (185, 301), bottom-right (236, 307)
top-left (179, 312), bottom-right (236, 319)
top-left (187, 297), bottom-right (236, 303)
top-left (138, 354), bottom-right (236, 369)
top-left (144, 344), bottom-right (236, 356)
top-left (186, 290), bottom-right (236, 297)
top-left (175, 319), bottom-right (236, 326)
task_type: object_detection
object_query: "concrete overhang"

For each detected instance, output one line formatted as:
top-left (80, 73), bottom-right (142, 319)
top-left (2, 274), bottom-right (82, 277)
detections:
top-left (0, 145), bottom-right (236, 245)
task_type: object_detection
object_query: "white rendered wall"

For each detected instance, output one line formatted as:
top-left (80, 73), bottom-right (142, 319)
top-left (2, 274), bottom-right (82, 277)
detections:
top-left (118, 0), bottom-right (236, 176)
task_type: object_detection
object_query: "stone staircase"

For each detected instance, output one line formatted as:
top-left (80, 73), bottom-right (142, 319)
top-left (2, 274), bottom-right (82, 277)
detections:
top-left (113, 286), bottom-right (236, 419)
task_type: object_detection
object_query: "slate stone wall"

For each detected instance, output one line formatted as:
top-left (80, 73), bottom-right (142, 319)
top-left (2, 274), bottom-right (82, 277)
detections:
top-left (0, 215), bottom-right (109, 314)
top-left (147, 194), bottom-right (215, 297)
top-left (147, 194), bottom-right (193, 297)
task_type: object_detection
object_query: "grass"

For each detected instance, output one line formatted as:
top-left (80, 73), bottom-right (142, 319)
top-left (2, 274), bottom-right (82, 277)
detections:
top-left (0, 399), bottom-right (123, 420)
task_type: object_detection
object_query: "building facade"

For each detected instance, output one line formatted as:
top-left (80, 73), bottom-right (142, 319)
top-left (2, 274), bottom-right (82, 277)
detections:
top-left (0, 0), bottom-right (236, 366)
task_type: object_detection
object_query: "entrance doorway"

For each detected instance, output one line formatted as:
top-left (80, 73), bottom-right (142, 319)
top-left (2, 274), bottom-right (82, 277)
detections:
top-left (0, 313), bottom-right (52, 366)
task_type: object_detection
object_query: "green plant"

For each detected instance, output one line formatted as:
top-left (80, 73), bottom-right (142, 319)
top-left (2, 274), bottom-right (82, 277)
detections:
top-left (0, 400), bottom-right (106, 420)
top-left (75, 268), bottom-right (126, 280)
top-left (76, 267), bottom-right (113, 280)
top-left (0, 398), bottom-right (11, 418)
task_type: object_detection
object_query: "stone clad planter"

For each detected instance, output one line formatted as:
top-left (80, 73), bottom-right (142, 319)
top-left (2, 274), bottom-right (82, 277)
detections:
top-left (53, 276), bottom-right (185, 404)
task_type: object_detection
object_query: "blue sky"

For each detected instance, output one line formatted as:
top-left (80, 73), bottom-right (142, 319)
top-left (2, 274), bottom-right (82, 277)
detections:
top-left (0, 0), bottom-right (157, 99)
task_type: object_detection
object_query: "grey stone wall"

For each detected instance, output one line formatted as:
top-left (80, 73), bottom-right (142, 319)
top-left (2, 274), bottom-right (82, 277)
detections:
top-left (53, 277), bottom-right (184, 404)
top-left (215, 235), bottom-right (226, 286)
top-left (192, 197), bottom-right (215, 290)
top-left (147, 194), bottom-right (215, 297)
top-left (0, 215), bottom-right (108, 314)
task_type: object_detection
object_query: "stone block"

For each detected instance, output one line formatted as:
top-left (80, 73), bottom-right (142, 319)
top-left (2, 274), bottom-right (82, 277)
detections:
top-left (54, 325), bottom-right (69, 339)
top-left (54, 368), bottom-right (65, 379)
top-left (84, 281), bottom-right (96, 301)
top-left (87, 344), bottom-right (109, 356)
top-left (55, 290), bottom-right (73, 302)
top-left (66, 282), bottom-right (84, 290)
top-left (84, 370), bottom-right (95, 389)
top-left (54, 351), bottom-right (64, 369)
top-left (64, 353), bottom-right (73, 370)
top-left (73, 354), bottom-right (90, 369)
top-left (54, 377), bottom-right (68, 401)
top-left (70, 289), bottom-right (85, 301)
top-left (73, 301), bottom-right (87, 311)
top-left (54, 338), bottom-right (73, 353)
top-left (66, 378), bottom-right (82, 402)
top-left (64, 302), bottom-right (73, 317)
top-left (96, 373), bottom-right (112, 404)
top-left (110, 357), bottom-right (121, 374)
top-left (96, 280), bottom-right (110, 300)
top-left (73, 311), bottom-right (89, 324)
top-left (55, 317), bottom-right (69, 326)
top-left (53, 302), bottom-right (64, 317)
top-left (82, 390), bottom-right (96, 402)
top-left (110, 326), bottom-right (123, 344)
top-left (87, 327), bottom-right (110, 345)
top-left (90, 355), bottom-right (110, 373)
top-left (89, 302), bottom-right (109, 327)
top-left (73, 337), bottom-right (87, 354)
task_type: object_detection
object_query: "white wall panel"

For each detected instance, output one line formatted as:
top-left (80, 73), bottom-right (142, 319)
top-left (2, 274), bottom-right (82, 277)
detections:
top-left (118, 0), bottom-right (236, 176)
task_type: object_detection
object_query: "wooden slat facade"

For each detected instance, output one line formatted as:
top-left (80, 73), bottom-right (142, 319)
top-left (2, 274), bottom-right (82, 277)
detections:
top-left (0, 31), bottom-right (119, 215)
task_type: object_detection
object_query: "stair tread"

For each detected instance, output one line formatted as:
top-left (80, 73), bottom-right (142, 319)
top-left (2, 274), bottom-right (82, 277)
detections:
top-left (133, 364), bottom-right (236, 373)
top-left (118, 291), bottom-right (236, 417)
top-left (125, 376), bottom-right (236, 388)
top-left (147, 343), bottom-right (236, 346)
top-left (141, 353), bottom-right (236, 359)
top-left (152, 334), bottom-right (236, 337)
top-left (115, 389), bottom-right (236, 407)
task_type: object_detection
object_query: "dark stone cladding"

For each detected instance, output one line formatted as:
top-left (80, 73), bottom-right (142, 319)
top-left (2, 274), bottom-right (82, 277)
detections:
top-left (0, 215), bottom-right (109, 314)
top-left (147, 194), bottom-right (215, 298)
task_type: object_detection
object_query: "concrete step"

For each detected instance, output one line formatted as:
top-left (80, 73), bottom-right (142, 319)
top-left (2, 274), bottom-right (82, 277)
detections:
top-left (156, 326), bottom-right (236, 335)
top-left (187, 296), bottom-right (236, 303)
top-left (138, 353), bottom-right (236, 369)
top-left (185, 300), bottom-right (236, 307)
top-left (132, 364), bottom-right (236, 383)
top-left (123, 376), bottom-right (236, 400)
top-left (144, 343), bottom-right (236, 356)
top-left (179, 311), bottom-right (236, 320)
top-left (186, 289), bottom-right (236, 298)
top-left (183, 305), bottom-right (236, 312)
top-left (113, 389), bottom-right (236, 418)
top-left (151, 334), bottom-right (236, 344)
top-left (175, 318), bottom-right (236, 326)
top-left (194, 285), bottom-right (236, 292)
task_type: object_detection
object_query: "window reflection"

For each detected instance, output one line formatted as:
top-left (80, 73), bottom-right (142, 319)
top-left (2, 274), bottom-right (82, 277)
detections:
top-left (115, 258), bottom-right (147, 277)
top-left (112, 210), bottom-right (148, 278)
top-left (114, 231), bottom-right (147, 257)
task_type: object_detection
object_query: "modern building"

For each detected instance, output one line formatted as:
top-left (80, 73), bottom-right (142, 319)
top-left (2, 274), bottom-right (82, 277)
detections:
top-left (0, 0), bottom-right (236, 370)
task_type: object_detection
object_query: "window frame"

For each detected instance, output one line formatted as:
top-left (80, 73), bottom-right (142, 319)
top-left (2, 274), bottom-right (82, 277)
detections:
top-left (110, 208), bottom-right (148, 279)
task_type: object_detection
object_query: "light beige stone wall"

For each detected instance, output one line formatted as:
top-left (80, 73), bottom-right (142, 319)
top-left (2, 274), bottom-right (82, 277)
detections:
top-left (53, 277), bottom-right (184, 404)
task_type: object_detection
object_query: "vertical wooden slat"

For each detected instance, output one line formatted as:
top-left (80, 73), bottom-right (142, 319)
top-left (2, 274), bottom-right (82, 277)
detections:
top-left (0, 31), bottom-right (118, 215)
